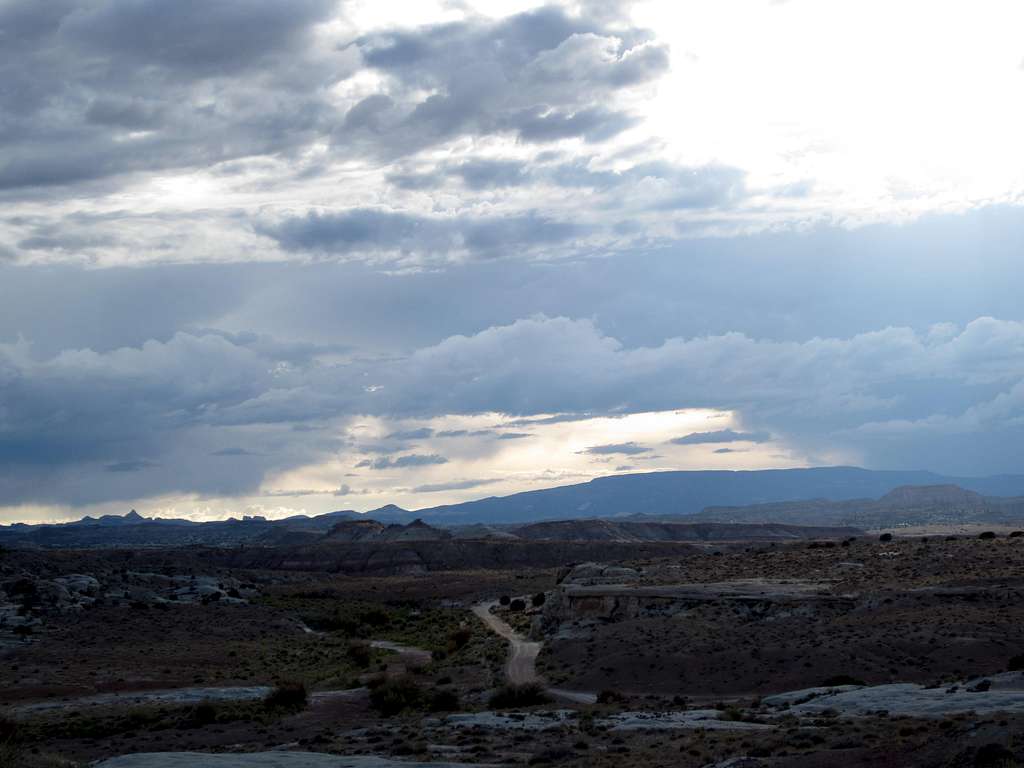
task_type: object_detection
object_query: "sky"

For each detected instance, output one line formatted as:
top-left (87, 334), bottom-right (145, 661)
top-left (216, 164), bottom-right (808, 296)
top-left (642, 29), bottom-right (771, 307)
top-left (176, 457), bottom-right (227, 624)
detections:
top-left (2, 0), bottom-right (1024, 523)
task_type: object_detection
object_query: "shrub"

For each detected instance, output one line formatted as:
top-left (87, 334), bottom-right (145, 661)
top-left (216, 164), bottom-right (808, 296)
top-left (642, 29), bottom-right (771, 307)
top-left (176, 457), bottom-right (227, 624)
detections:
top-left (974, 743), bottom-right (1015, 768)
top-left (347, 641), bottom-right (372, 668)
top-left (529, 747), bottom-right (576, 764)
top-left (0, 737), bottom-right (21, 768)
top-left (878, 533), bottom-right (893, 542)
top-left (531, 592), bottom-right (546, 608)
top-left (370, 676), bottom-right (425, 716)
top-left (429, 688), bottom-right (460, 712)
top-left (447, 627), bottom-right (472, 652)
top-left (821, 675), bottom-right (866, 687)
top-left (1008, 654), bottom-right (1024, 672)
top-left (509, 599), bottom-right (526, 612)
top-left (499, 595), bottom-right (511, 606)
top-left (186, 702), bottom-right (219, 727)
top-left (488, 683), bottom-right (551, 709)
top-left (359, 608), bottom-right (390, 628)
top-left (596, 689), bottom-right (625, 705)
top-left (978, 531), bottom-right (997, 540)
top-left (1009, 531), bottom-right (1024, 538)
top-left (0, 716), bottom-right (20, 766)
top-left (264, 681), bottom-right (308, 712)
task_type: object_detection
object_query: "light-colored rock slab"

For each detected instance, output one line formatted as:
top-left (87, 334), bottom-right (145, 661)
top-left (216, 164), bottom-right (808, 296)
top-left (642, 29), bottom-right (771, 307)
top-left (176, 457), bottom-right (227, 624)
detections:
top-left (602, 709), bottom-right (773, 731)
top-left (441, 710), bottom-right (576, 730)
top-left (12, 685), bottom-right (273, 715)
top-left (440, 708), bottom-right (772, 732)
top-left (766, 672), bottom-right (1024, 718)
top-left (94, 754), bottom-right (496, 768)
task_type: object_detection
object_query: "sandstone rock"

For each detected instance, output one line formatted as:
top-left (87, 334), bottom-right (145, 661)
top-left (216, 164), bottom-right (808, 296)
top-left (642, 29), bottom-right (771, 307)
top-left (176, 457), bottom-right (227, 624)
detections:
top-left (54, 573), bottom-right (100, 595)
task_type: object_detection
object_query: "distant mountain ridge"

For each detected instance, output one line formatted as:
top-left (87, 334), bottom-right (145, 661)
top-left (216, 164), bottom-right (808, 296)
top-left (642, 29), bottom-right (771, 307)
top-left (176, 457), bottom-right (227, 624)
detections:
top-left (4, 467), bottom-right (1024, 548)
top-left (401, 467), bottom-right (1024, 525)
top-left (689, 483), bottom-right (1024, 529)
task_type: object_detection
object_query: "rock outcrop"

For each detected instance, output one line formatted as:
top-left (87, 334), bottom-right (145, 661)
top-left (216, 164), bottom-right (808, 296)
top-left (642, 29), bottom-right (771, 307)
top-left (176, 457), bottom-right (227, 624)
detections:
top-left (543, 563), bottom-right (847, 626)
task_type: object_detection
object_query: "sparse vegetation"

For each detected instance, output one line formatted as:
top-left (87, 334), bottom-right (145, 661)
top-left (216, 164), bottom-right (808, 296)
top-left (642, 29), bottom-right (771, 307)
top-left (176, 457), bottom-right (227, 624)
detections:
top-left (7, 536), bottom-right (1024, 766)
top-left (263, 680), bottom-right (308, 712)
top-left (369, 675), bottom-right (425, 715)
top-left (488, 682), bottom-right (551, 709)
top-left (428, 687), bottom-right (460, 711)
top-left (596, 688), bottom-right (626, 705)
top-left (822, 675), bottom-right (867, 687)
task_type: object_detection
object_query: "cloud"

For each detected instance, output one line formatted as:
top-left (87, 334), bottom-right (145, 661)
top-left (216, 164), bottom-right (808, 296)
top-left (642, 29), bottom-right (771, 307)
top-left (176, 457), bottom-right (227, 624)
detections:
top-left (210, 447), bottom-right (259, 456)
top-left (0, 0), bottom-right (345, 191)
top-left (384, 427), bottom-right (434, 440)
top-left (341, 7), bottom-right (669, 156)
top-left (6, 205), bottom-right (1024, 508)
top-left (496, 432), bottom-right (532, 440)
top-left (454, 160), bottom-right (530, 190)
top-left (671, 429), bottom-right (771, 445)
top-left (7, 303), bottom-right (1024, 506)
top-left (411, 478), bottom-right (500, 493)
top-left (333, 484), bottom-right (370, 497)
top-left (260, 208), bottom-right (584, 263)
top-left (578, 441), bottom-right (650, 455)
top-left (64, 0), bottom-right (337, 75)
top-left (355, 454), bottom-right (449, 470)
top-left (105, 459), bottom-right (158, 473)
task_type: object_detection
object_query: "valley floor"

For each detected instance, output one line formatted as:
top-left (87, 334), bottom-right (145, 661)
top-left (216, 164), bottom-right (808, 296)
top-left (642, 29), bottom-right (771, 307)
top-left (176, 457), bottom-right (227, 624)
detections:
top-left (3, 534), bottom-right (1024, 767)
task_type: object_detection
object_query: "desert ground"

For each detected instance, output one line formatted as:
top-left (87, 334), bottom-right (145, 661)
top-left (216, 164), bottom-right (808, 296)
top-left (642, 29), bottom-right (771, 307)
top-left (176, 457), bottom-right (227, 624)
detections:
top-left (4, 532), bottom-right (1024, 768)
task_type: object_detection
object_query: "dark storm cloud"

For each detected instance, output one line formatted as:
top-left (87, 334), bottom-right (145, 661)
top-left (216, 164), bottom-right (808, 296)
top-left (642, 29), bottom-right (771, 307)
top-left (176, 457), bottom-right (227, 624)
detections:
top-left (261, 208), bottom-right (584, 260)
top-left (578, 442), bottom-right (650, 455)
top-left (62, 0), bottom-right (336, 75)
top-left (340, 6), bottom-right (669, 155)
top-left (3, 206), bottom-right (1024, 508)
top-left (0, 0), bottom-right (344, 192)
top-left (3, 309), bottom-right (1024, 505)
top-left (671, 429), bottom-right (772, 445)
top-left (0, 1), bottom-right (723, 270)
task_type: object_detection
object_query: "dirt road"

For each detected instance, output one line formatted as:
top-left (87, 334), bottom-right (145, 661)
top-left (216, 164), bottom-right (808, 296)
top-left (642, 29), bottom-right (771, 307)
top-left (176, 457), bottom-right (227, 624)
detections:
top-left (471, 601), bottom-right (542, 685)
top-left (369, 639), bottom-right (432, 667)
top-left (472, 601), bottom-right (596, 704)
